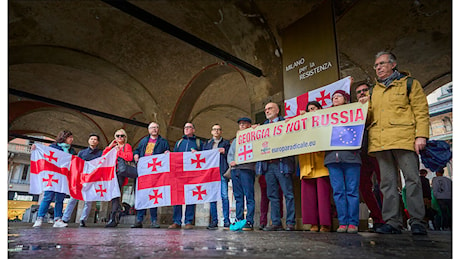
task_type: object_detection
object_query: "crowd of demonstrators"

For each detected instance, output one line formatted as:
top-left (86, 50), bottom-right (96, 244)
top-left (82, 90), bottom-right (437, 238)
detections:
top-left (62, 133), bottom-right (103, 227)
top-left (203, 124), bottom-right (231, 230)
top-left (31, 51), bottom-right (442, 236)
top-left (131, 122), bottom-right (170, 229)
top-left (32, 130), bottom-right (76, 228)
top-left (298, 101), bottom-right (331, 233)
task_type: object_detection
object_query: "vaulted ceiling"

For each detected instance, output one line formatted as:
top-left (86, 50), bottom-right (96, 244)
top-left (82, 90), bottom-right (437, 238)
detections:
top-left (8, 0), bottom-right (452, 148)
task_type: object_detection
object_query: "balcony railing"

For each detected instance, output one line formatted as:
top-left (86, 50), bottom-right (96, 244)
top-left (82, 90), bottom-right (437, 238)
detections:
top-left (8, 143), bottom-right (31, 154)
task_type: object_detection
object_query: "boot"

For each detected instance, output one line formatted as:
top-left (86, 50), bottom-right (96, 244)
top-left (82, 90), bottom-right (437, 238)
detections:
top-left (105, 212), bottom-right (118, 228)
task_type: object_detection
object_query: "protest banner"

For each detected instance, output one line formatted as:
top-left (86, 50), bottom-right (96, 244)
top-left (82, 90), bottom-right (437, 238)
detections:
top-left (235, 101), bottom-right (368, 164)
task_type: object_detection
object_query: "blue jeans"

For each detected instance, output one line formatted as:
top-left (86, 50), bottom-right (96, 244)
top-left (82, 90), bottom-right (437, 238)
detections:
top-left (327, 163), bottom-right (361, 226)
top-left (136, 208), bottom-right (158, 223)
top-left (62, 197), bottom-right (92, 222)
top-left (265, 163), bottom-right (296, 226)
top-left (37, 191), bottom-right (66, 220)
top-left (231, 168), bottom-right (255, 224)
top-left (173, 204), bottom-right (195, 225)
top-left (210, 175), bottom-right (230, 225)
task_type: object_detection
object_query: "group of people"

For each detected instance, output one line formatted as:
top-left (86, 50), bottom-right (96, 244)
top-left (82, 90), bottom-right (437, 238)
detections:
top-left (32, 50), bottom-right (437, 236)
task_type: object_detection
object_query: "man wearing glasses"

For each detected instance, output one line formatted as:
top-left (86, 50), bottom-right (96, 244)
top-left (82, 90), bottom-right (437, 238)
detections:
top-left (354, 81), bottom-right (384, 231)
top-left (131, 122), bottom-right (170, 228)
top-left (203, 124), bottom-right (231, 230)
top-left (359, 51), bottom-right (429, 235)
top-left (168, 122), bottom-right (204, 229)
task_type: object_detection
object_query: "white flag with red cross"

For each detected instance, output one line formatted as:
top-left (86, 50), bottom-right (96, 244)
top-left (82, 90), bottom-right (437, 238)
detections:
top-left (284, 76), bottom-right (351, 118)
top-left (30, 143), bottom-right (119, 201)
top-left (135, 149), bottom-right (221, 209)
top-left (77, 149), bottom-right (119, 201)
top-left (30, 144), bottom-right (72, 195)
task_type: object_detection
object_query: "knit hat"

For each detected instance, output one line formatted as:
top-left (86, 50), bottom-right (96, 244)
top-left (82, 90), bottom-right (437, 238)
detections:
top-left (332, 90), bottom-right (351, 104)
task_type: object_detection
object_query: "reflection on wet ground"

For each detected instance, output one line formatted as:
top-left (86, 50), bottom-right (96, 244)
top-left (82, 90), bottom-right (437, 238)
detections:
top-left (8, 223), bottom-right (452, 258)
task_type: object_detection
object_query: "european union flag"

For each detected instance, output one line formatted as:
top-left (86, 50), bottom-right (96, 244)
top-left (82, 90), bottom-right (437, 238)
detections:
top-left (330, 125), bottom-right (364, 147)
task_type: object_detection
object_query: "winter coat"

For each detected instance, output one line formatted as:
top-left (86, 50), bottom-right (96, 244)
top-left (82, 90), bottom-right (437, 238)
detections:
top-left (298, 152), bottom-right (329, 179)
top-left (367, 72), bottom-right (429, 153)
top-left (203, 137), bottom-right (230, 175)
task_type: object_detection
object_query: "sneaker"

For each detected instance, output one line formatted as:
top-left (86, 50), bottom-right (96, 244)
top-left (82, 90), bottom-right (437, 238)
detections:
top-left (320, 225), bottom-right (331, 232)
top-left (375, 223), bottom-right (402, 234)
top-left (336, 225), bottom-right (347, 233)
top-left (223, 222), bottom-right (230, 230)
top-left (47, 219), bottom-right (54, 224)
top-left (150, 221), bottom-right (160, 228)
top-left (207, 223), bottom-right (218, 230)
top-left (309, 224), bottom-right (319, 232)
top-left (411, 223), bottom-right (427, 235)
top-left (33, 218), bottom-right (43, 228)
top-left (242, 222), bottom-right (254, 231)
top-left (347, 224), bottom-right (358, 233)
top-left (258, 224), bottom-right (266, 230)
top-left (53, 219), bottom-right (68, 228)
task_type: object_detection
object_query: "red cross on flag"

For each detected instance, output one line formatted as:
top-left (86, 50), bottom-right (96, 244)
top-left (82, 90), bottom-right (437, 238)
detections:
top-left (238, 143), bottom-right (253, 162)
top-left (76, 148), bottom-right (119, 201)
top-left (30, 144), bottom-right (72, 194)
top-left (284, 76), bottom-right (351, 118)
top-left (135, 149), bottom-right (221, 210)
top-left (30, 144), bottom-right (119, 201)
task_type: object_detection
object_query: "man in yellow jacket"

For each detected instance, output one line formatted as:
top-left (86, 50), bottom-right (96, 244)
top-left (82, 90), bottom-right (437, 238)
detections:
top-left (359, 51), bottom-right (429, 235)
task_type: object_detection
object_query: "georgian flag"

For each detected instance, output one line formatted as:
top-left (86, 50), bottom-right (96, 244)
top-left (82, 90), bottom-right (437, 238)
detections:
top-left (30, 144), bottom-right (72, 195)
top-left (135, 149), bottom-right (221, 210)
top-left (30, 144), bottom-right (119, 201)
top-left (136, 153), bottom-right (172, 209)
top-left (78, 149), bottom-right (119, 201)
top-left (284, 76), bottom-right (351, 118)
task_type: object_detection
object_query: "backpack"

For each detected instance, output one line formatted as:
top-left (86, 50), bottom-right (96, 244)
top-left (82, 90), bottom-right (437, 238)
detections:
top-left (175, 137), bottom-right (201, 151)
top-left (370, 77), bottom-right (413, 97)
top-left (420, 140), bottom-right (452, 172)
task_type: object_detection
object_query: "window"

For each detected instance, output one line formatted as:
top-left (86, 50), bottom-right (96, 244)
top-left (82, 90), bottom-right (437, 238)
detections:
top-left (443, 117), bottom-right (452, 132)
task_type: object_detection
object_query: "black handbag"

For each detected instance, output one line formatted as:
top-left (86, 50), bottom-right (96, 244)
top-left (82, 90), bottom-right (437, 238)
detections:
top-left (116, 157), bottom-right (138, 178)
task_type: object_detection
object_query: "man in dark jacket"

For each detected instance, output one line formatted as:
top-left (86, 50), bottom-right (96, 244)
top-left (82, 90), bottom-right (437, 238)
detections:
top-left (203, 123), bottom-right (231, 230)
top-left (256, 102), bottom-right (296, 231)
top-left (131, 122), bottom-right (170, 228)
top-left (168, 122), bottom-right (204, 229)
top-left (62, 133), bottom-right (102, 227)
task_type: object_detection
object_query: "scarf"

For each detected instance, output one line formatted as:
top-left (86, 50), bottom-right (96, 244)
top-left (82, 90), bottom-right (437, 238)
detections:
top-left (57, 142), bottom-right (70, 154)
top-left (378, 70), bottom-right (401, 87)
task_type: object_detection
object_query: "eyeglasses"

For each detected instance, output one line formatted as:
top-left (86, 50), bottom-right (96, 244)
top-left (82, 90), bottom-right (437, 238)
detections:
top-left (184, 126), bottom-right (194, 129)
top-left (148, 126), bottom-right (159, 129)
top-left (356, 88), bottom-right (369, 94)
top-left (373, 61), bottom-right (391, 69)
top-left (212, 128), bottom-right (222, 131)
top-left (115, 135), bottom-right (125, 138)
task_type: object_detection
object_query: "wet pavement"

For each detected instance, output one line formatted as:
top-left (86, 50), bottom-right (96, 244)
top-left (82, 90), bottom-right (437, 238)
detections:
top-left (8, 223), bottom-right (452, 258)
